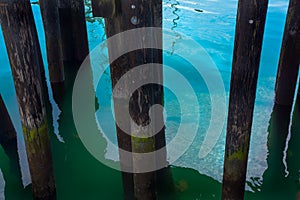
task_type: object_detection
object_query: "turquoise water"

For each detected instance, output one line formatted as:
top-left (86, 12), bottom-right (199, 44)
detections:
top-left (1, 0), bottom-right (300, 199)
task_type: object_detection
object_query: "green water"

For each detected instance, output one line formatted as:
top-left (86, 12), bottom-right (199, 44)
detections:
top-left (0, 0), bottom-right (300, 199)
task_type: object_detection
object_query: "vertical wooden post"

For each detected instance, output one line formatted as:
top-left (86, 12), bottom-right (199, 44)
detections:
top-left (0, 1), bottom-right (56, 199)
top-left (222, 0), bottom-right (268, 199)
top-left (274, 0), bottom-right (300, 106)
top-left (121, 1), bottom-right (161, 199)
top-left (39, 0), bottom-right (65, 85)
top-left (104, 9), bottom-right (135, 200)
top-left (95, 0), bottom-right (165, 198)
top-left (69, 0), bottom-right (89, 64)
top-left (58, 0), bottom-right (89, 64)
top-left (57, 0), bottom-right (73, 62)
top-left (150, 1), bottom-right (173, 195)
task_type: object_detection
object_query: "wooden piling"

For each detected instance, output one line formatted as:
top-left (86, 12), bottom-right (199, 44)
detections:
top-left (58, 0), bottom-right (89, 64)
top-left (39, 0), bottom-right (65, 85)
top-left (94, 0), bottom-right (165, 198)
top-left (57, 0), bottom-right (73, 62)
top-left (274, 0), bottom-right (300, 106)
top-left (222, 0), bottom-right (269, 199)
top-left (0, 1), bottom-right (56, 199)
top-left (122, 0), bottom-right (162, 199)
top-left (104, 12), bottom-right (135, 200)
top-left (92, 0), bottom-right (116, 18)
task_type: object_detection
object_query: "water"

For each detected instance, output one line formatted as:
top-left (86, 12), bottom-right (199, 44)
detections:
top-left (0, 169), bottom-right (4, 200)
top-left (0, 0), bottom-right (299, 199)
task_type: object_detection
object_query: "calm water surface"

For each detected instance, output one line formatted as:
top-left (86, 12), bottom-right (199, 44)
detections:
top-left (0, 0), bottom-right (299, 199)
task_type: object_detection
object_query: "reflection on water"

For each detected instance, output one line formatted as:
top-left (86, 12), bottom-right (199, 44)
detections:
top-left (287, 96), bottom-right (300, 194)
top-left (0, 169), bottom-right (4, 200)
top-left (169, 0), bottom-right (180, 30)
top-left (0, 0), bottom-right (299, 199)
top-left (168, 0), bottom-right (182, 55)
top-left (246, 97), bottom-right (300, 199)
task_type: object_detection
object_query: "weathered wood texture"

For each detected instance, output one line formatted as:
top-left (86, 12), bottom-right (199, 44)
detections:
top-left (40, 0), bottom-right (65, 84)
top-left (105, 10), bottom-right (135, 200)
top-left (274, 0), bottom-right (300, 106)
top-left (222, 0), bottom-right (269, 199)
top-left (102, 0), bottom-right (165, 199)
top-left (92, 0), bottom-right (116, 18)
top-left (122, 1), bottom-right (161, 199)
top-left (0, 1), bottom-right (56, 199)
top-left (58, 0), bottom-right (89, 64)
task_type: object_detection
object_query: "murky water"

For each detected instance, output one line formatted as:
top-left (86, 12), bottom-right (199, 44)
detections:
top-left (0, 0), bottom-right (299, 199)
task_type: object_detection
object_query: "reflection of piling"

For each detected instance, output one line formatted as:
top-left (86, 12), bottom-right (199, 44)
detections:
top-left (259, 104), bottom-right (291, 199)
top-left (0, 94), bottom-right (24, 198)
top-left (0, 1), bottom-right (56, 199)
top-left (274, 0), bottom-right (300, 106)
top-left (286, 97), bottom-right (300, 196)
top-left (222, 0), bottom-right (269, 199)
top-left (39, 0), bottom-right (65, 85)
top-left (0, 94), bottom-right (17, 156)
top-left (58, 0), bottom-right (89, 64)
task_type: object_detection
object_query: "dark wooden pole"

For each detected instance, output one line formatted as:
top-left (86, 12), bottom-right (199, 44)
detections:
top-left (57, 0), bottom-right (73, 62)
top-left (274, 0), bottom-right (300, 106)
top-left (69, 0), bottom-right (89, 64)
top-left (121, 1), bottom-right (162, 199)
top-left (0, 1), bottom-right (56, 199)
top-left (103, 2), bottom-right (135, 198)
top-left (222, 0), bottom-right (269, 199)
top-left (39, 0), bottom-right (65, 85)
top-left (94, 0), bottom-right (165, 199)
top-left (58, 0), bottom-right (89, 64)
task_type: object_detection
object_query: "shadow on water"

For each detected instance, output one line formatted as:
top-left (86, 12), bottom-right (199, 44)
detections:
top-left (0, 143), bottom-right (31, 199)
top-left (47, 63), bottom-right (124, 200)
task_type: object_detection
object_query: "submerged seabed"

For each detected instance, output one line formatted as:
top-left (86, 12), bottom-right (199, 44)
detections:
top-left (0, 0), bottom-right (299, 199)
